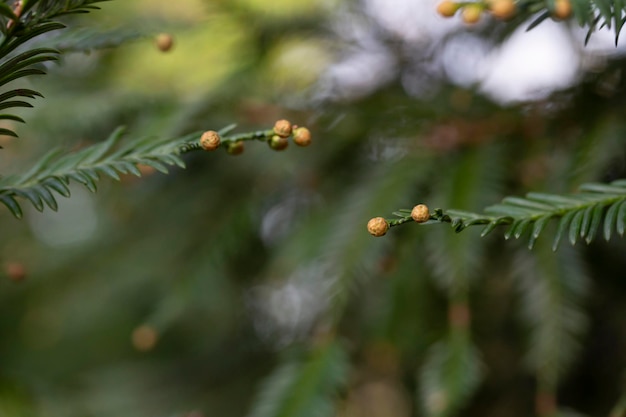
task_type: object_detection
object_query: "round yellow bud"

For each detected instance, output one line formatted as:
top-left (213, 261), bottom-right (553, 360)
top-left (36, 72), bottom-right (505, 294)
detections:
top-left (436, 0), bottom-right (459, 17)
top-left (411, 204), bottom-right (430, 223)
top-left (132, 325), bottom-right (158, 352)
top-left (269, 135), bottom-right (289, 151)
top-left (553, 0), bottom-right (572, 20)
top-left (5, 262), bottom-right (25, 282)
top-left (292, 126), bottom-right (312, 147)
top-left (488, 0), bottom-right (516, 20)
top-left (367, 217), bottom-right (389, 237)
top-left (155, 33), bottom-right (174, 52)
top-left (227, 141), bottom-right (244, 155)
top-left (200, 130), bottom-right (221, 151)
top-left (273, 119), bottom-right (293, 138)
top-left (461, 4), bottom-right (483, 24)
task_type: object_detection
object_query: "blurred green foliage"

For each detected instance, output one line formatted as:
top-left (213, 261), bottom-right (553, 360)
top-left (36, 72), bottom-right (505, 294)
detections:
top-left (1, 1), bottom-right (626, 417)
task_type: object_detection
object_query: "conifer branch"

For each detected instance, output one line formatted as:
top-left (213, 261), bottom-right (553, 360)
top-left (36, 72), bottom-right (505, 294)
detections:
top-left (0, 1), bottom-right (110, 137)
top-left (0, 121), bottom-right (311, 219)
top-left (436, 0), bottom-right (626, 44)
top-left (370, 180), bottom-right (626, 250)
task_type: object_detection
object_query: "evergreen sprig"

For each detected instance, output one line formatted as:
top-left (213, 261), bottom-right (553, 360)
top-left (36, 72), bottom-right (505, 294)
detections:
top-left (376, 179), bottom-right (626, 250)
top-left (0, 0), bottom-right (109, 137)
top-left (0, 123), bottom-right (304, 219)
top-left (440, 0), bottom-right (626, 44)
top-left (528, 0), bottom-right (626, 44)
top-left (13, 0), bottom-right (109, 23)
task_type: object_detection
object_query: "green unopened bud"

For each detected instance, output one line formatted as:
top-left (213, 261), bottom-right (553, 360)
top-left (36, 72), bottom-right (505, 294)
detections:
top-left (461, 3), bottom-right (483, 24)
top-left (269, 135), bottom-right (289, 151)
top-left (227, 141), bottom-right (244, 155)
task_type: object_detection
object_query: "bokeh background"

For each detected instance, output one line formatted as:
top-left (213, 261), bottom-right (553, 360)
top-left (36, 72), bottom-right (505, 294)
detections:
top-left (1, 0), bottom-right (626, 416)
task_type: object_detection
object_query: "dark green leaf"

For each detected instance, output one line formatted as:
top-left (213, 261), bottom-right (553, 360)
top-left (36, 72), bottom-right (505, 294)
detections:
top-left (569, 210), bottom-right (584, 245)
top-left (0, 193), bottom-right (22, 218)
top-left (480, 221), bottom-right (498, 237)
top-left (0, 88), bottom-right (43, 103)
top-left (593, 0), bottom-right (613, 27)
top-left (571, 0), bottom-right (592, 25)
top-left (21, 0), bottom-right (42, 15)
top-left (485, 203), bottom-right (538, 217)
top-left (580, 204), bottom-right (595, 238)
top-left (586, 203), bottom-right (604, 244)
top-left (43, 177), bottom-right (71, 197)
top-left (526, 192), bottom-right (586, 206)
top-left (0, 22), bottom-right (65, 58)
top-left (35, 185), bottom-right (57, 210)
top-left (0, 3), bottom-right (17, 20)
top-left (68, 171), bottom-right (97, 192)
top-left (514, 218), bottom-right (532, 239)
top-left (612, 179), bottom-right (626, 187)
top-left (0, 68), bottom-right (47, 88)
top-left (501, 196), bottom-right (555, 211)
top-left (617, 200), bottom-right (626, 236)
top-left (159, 154), bottom-right (185, 168)
top-left (116, 161), bottom-right (141, 176)
top-left (464, 218), bottom-right (491, 227)
top-left (0, 114), bottom-right (25, 123)
top-left (451, 217), bottom-right (464, 232)
top-left (579, 182), bottom-right (626, 194)
top-left (528, 215), bottom-right (551, 250)
top-left (526, 11), bottom-right (551, 31)
top-left (604, 201), bottom-right (620, 241)
top-left (553, 210), bottom-right (577, 251)
top-left (19, 148), bottom-right (63, 183)
top-left (0, 48), bottom-right (58, 79)
top-left (135, 158), bottom-right (169, 174)
top-left (0, 100), bottom-right (34, 111)
top-left (505, 218), bottom-right (531, 240)
top-left (0, 127), bottom-right (18, 137)
top-left (81, 126), bottom-right (126, 164)
top-left (14, 189), bottom-right (44, 211)
top-left (97, 165), bottom-right (121, 181)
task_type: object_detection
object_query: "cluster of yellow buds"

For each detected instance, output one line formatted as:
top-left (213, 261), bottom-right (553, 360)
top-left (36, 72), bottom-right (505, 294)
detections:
top-left (437, 0), bottom-right (516, 23)
top-left (199, 119), bottom-right (312, 156)
top-left (436, 0), bottom-right (571, 24)
top-left (367, 204), bottom-right (431, 237)
top-left (269, 119), bottom-right (312, 151)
